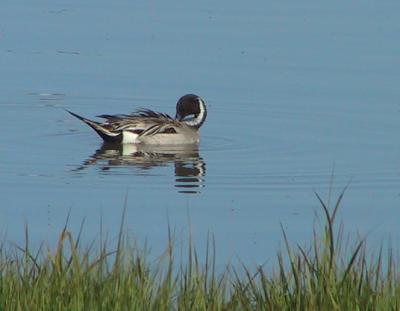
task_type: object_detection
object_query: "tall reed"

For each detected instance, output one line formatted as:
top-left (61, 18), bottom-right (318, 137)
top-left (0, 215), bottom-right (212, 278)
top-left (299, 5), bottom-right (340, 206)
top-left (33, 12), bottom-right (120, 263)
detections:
top-left (0, 190), bottom-right (399, 310)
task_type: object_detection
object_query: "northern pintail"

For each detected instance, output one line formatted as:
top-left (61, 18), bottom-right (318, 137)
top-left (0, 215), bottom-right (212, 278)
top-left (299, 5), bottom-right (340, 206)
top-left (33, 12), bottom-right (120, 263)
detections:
top-left (67, 94), bottom-right (207, 144)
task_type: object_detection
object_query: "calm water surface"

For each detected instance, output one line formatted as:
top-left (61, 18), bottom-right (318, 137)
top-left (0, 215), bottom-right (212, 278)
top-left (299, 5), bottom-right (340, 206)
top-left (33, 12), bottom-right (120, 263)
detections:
top-left (1, 1), bottom-right (400, 265)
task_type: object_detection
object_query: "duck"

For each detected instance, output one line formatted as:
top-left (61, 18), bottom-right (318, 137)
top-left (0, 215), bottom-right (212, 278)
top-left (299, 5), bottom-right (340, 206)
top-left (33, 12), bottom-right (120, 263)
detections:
top-left (67, 94), bottom-right (207, 144)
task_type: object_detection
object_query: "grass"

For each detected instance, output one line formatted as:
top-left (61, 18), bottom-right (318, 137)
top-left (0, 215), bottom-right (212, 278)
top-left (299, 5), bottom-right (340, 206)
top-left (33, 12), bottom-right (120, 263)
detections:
top-left (1, 190), bottom-right (400, 310)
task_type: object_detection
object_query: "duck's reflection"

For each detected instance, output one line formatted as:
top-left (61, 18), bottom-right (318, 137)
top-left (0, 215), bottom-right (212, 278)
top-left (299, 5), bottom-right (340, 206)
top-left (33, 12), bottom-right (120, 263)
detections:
top-left (75, 143), bottom-right (206, 194)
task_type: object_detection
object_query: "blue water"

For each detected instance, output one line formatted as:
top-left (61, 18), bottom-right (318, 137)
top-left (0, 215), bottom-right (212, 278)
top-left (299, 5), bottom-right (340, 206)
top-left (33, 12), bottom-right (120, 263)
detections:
top-left (1, 1), bottom-right (400, 265)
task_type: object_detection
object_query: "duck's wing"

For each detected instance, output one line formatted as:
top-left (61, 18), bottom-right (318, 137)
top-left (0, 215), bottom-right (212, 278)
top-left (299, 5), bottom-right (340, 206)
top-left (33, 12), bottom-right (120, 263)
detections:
top-left (98, 109), bottom-right (180, 135)
top-left (98, 109), bottom-right (173, 123)
top-left (68, 108), bottom-right (181, 143)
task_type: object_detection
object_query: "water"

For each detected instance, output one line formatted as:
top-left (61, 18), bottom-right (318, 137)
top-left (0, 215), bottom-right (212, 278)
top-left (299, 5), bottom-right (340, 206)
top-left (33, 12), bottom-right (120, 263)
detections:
top-left (1, 1), bottom-right (400, 265)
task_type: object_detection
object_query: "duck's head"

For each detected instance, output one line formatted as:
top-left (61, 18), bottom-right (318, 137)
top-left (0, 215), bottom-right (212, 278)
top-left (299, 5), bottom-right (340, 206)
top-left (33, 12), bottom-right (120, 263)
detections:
top-left (175, 94), bottom-right (207, 129)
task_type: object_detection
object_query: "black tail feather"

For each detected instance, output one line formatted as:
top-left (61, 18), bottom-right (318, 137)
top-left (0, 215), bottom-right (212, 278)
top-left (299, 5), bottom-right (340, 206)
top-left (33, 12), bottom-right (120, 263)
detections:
top-left (66, 109), bottom-right (122, 143)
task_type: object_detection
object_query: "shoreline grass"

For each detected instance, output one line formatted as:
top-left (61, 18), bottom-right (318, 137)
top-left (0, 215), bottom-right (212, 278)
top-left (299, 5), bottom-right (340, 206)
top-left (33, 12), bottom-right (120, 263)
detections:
top-left (2, 191), bottom-right (400, 310)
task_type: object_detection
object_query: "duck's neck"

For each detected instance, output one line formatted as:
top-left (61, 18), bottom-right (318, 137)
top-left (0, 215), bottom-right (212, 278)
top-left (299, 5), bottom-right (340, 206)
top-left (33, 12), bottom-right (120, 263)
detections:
top-left (183, 101), bottom-right (207, 129)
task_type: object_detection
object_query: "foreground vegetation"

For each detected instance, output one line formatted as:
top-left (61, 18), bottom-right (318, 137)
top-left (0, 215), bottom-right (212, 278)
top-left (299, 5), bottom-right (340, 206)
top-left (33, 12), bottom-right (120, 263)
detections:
top-left (1, 191), bottom-right (400, 310)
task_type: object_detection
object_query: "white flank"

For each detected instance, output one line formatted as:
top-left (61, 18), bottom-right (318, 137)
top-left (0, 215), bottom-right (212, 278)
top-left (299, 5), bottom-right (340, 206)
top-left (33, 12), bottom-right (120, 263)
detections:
top-left (122, 131), bottom-right (139, 144)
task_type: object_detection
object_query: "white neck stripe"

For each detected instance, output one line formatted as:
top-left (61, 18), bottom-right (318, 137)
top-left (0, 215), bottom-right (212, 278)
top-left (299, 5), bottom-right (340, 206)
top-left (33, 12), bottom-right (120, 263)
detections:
top-left (183, 100), bottom-right (207, 128)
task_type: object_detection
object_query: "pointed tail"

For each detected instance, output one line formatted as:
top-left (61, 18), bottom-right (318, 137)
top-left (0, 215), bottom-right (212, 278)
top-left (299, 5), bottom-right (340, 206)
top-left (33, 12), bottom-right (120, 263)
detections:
top-left (66, 109), bottom-right (122, 143)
